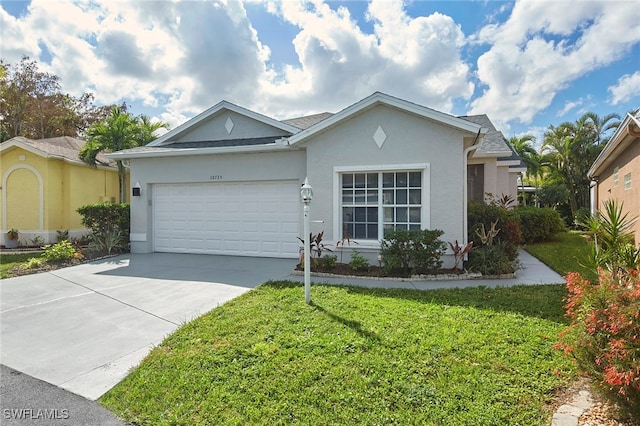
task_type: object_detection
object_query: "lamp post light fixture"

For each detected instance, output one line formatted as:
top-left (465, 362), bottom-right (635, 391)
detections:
top-left (300, 177), bottom-right (313, 304)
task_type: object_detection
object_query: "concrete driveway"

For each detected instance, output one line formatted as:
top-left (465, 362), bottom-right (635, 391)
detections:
top-left (0, 253), bottom-right (295, 400)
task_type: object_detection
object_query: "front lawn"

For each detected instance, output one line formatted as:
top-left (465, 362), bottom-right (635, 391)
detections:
top-left (524, 231), bottom-right (597, 282)
top-left (0, 252), bottom-right (41, 279)
top-left (101, 282), bottom-right (574, 425)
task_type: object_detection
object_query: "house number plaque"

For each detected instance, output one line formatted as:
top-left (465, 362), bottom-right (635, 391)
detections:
top-left (209, 175), bottom-right (223, 181)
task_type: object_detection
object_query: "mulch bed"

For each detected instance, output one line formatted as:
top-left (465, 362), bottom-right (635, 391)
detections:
top-left (7, 251), bottom-right (124, 277)
top-left (295, 262), bottom-right (468, 278)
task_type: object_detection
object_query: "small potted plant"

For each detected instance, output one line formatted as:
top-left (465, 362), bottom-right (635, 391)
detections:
top-left (6, 228), bottom-right (19, 249)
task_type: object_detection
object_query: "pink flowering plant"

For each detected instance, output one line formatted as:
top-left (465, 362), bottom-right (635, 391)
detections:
top-left (555, 268), bottom-right (640, 417)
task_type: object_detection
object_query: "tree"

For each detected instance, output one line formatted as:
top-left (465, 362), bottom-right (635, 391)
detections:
top-left (509, 135), bottom-right (540, 206)
top-left (0, 56), bottom-right (109, 141)
top-left (541, 112), bottom-right (620, 220)
top-left (80, 106), bottom-right (169, 202)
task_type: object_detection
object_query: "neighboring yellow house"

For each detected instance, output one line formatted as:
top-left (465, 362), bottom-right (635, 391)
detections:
top-left (0, 136), bottom-right (126, 246)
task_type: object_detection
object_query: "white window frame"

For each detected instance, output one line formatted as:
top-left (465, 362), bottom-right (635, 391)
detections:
top-left (333, 163), bottom-right (430, 248)
top-left (624, 172), bottom-right (631, 190)
top-left (613, 167), bottom-right (619, 186)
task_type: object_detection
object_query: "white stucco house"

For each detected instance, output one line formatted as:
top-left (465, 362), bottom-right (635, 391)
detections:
top-left (108, 92), bottom-right (523, 266)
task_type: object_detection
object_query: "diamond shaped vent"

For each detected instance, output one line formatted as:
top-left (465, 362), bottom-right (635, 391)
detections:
top-left (373, 126), bottom-right (387, 148)
top-left (225, 116), bottom-right (234, 134)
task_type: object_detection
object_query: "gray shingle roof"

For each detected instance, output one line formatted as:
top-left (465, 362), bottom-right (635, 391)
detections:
top-left (7, 136), bottom-right (113, 167)
top-left (458, 115), bottom-right (514, 157)
top-left (281, 112), bottom-right (334, 130)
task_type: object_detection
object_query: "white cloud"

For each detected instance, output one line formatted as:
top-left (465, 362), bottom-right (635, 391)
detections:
top-left (257, 0), bottom-right (473, 117)
top-left (471, 0), bottom-right (640, 125)
top-left (557, 99), bottom-right (582, 117)
top-left (2, 0), bottom-right (635, 133)
top-left (608, 71), bottom-right (640, 105)
top-left (0, 0), bottom-right (474, 125)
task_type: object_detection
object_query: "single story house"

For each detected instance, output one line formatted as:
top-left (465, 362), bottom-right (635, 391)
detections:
top-left (588, 110), bottom-right (640, 244)
top-left (0, 136), bottom-right (123, 246)
top-left (108, 92), bottom-right (523, 266)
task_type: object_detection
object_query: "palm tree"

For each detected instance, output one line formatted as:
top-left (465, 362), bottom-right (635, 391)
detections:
top-left (542, 122), bottom-right (580, 216)
top-left (80, 106), bottom-right (169, 202)
top-left (582, 112), bottom-right (621, 145)
top-left (509, 135), bottom-right (539, 206)
top-left (541, 113), bottom-right (621, 219)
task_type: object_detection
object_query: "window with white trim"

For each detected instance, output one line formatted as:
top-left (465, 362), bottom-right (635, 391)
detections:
top-left (624, 173), bottom-right (631, 190)
top-left (341, 171), bottom-right (422, 240)
top-left (613, 167), bottom-right (619, 186)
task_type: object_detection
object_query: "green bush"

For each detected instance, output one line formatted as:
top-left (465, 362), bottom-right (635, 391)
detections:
top-left (380, 229), bottom-right (445, 276)
top-left (466, 244), bottom-right (516, 275)
top-left (77, 203), bottom-right (130, 252)
top-left (319, 255), bottom-right (337, 269)
top-left (42, 240), bottom-right (76, 262)
top-left (22, 257), bottom-right (45, 269)
top-left (348, 250), bottom-right (369, 271)
top-left (516, 206), bottom-right (565, 243)
top-left (468, 201), bottom-right (522, 263)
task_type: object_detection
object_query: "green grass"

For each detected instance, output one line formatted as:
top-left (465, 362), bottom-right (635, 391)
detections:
top-left (0, 252), bottom-right (40, 278)
top-left (101, 282), bottom-right (574, 425)
top-left (525, 231), bottom-right (597, 282)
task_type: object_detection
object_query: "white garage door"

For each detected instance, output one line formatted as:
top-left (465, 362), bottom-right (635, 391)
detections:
top-left (153, 181), bottom-right (300, 258)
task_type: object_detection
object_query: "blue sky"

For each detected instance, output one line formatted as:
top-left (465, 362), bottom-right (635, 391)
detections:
top-left (1, 0), bottom-right (639, 144)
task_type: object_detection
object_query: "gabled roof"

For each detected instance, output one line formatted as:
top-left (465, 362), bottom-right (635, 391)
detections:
top-left (0, 136), bottom-right (114, 168)
top-left (281, 112), bottom-right (334, 130)
top-left (149, 100), bottom-right (301, 147)
top-left (286, 92), bottom-right (484, 145)
top-left (458, 115), bottom-right (514, 158)
top-left (588, 110), bottom-right (640, 179)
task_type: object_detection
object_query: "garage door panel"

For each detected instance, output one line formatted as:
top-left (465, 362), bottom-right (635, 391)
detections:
top-left (154, 181), bottom-right (300, 258)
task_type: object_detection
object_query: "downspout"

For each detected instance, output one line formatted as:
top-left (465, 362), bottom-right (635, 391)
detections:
top-left (589, 178), bottom-right (598, 217)
top-left (463, 129), bottom-right (483, 247)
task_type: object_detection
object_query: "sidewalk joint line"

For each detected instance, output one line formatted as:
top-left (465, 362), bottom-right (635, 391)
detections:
top-left (49, 271), bottom-right (179, 326)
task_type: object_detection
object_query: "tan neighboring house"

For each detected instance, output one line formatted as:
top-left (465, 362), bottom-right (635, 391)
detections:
top-left (588, 110), bottom-right (640, 244)
top-left (0, 136), bottom-right (123, 246)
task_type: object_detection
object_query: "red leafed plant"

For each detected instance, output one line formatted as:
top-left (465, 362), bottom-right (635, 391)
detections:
top-left (555, 268), bottom-right (640, 418)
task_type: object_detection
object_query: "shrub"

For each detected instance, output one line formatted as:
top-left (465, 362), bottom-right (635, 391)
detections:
top-left (22, 257), bottom-right (45, 269)
top-left (466, 244), bottom-right (516, 275)
top-left (319, 255), bottom-right (337, 269)
top-left (578, 200), bottom-right (639, 273)
top-left (29, 235), bottom-right (45, 247)
top-left (516, 206), bottom-right (565, 243)
top-left (380, 229), bottom-right (445, 276)
top-left (56, 229), bottom-right (70, 242)
top-left (467, 200), bottom-right (521, 261)
top-left (42, 240), bottom-right (76, 262)
top-left (77, 203), bottom-right (130, 252)
top-left (89, 229), bottom-right (123, 255)
top-left (348, 251), bottom-right (369, 271)
top-left (556, 270), bottom-right (640, 418)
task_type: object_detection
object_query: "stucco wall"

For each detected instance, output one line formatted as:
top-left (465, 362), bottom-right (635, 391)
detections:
top-left (128, 149), bottom-right (307, 252)
top-left (5, 167), bottom-right (39, 229)
top-left (596, 141), bottom-right (640, 244)
top-left (1, 148), bottom-right (47, 243)
top-left (303, 104), bottom-right (469, 257)
top-left (173, 110), bottom-right (291, 142)
top-left (1, 146), bottom-right (120, 245)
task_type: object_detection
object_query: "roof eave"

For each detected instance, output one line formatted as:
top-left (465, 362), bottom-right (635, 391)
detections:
top-left (106, 143), bottom-right (296, 160)
top-left (0, 139), bottom-right (114, 169)
top-left (588, 112), bottom-right (639, 178)
top-left (149, 101), bottom-right (301, 147)
top-left (288, 92), bottom-right (484, 146)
